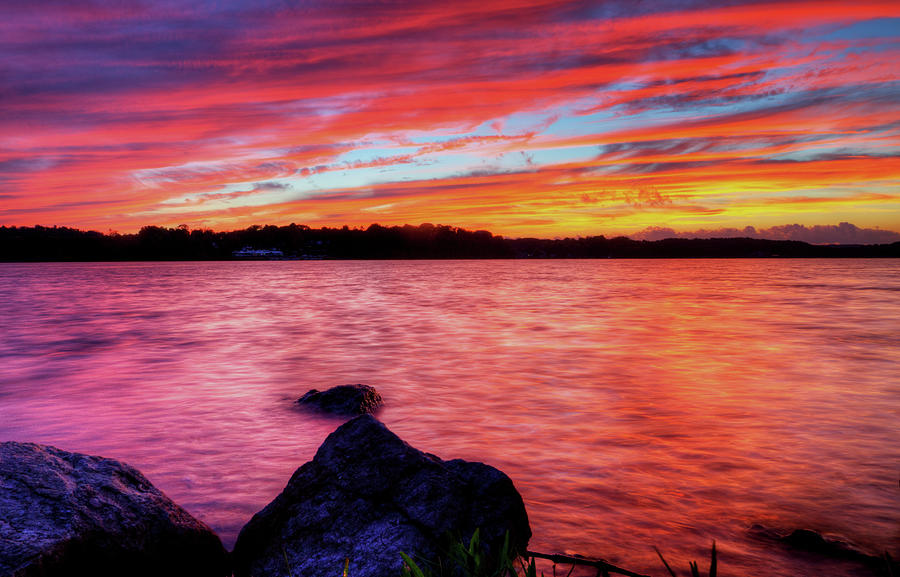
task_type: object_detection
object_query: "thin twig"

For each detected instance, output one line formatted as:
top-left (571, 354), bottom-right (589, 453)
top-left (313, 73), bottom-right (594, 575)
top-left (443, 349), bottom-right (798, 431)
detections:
top-left (526, 550), bottom-right (652, 577)
top-left (653, 546), bottom-right (677, 577)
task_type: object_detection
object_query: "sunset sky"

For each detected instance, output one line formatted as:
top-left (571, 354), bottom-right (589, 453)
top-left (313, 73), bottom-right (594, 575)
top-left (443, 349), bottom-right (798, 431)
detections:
top-left (2, 1), bottom-right (899, 240)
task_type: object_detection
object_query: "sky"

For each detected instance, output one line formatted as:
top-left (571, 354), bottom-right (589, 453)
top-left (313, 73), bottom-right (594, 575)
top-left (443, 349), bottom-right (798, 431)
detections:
top-left (1, 1), bottom-right (899, 241)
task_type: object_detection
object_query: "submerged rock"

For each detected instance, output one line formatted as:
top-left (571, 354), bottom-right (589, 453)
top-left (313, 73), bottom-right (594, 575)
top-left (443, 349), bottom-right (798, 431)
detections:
top-left (750, 524), bottom-right (898, 575)
top-left (0, 442), bottom-right (228, 577)
top-left (782, 528), bottom-right (898, 570)
top-left (297, 383), bottom-right (383, 415)
top-left (232, 415), bottom-right (530, 577)
top-left (782, 528), bottom-right (850, 554)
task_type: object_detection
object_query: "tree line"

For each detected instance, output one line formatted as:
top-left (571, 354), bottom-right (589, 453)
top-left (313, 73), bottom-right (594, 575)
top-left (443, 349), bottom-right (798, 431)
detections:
top-left (2, 223), bottom-right (898, 261)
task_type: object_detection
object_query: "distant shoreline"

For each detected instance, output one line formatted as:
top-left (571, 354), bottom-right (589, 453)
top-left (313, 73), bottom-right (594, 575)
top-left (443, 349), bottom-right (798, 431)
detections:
top-left (5, 254), bottom-right (900, 262)
top-left (3, 223), bottom-right (899, 261)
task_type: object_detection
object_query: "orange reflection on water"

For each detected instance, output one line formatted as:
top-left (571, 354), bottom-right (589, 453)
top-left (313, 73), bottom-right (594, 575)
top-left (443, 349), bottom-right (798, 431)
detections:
top-left (0, 259), bottom-right (897, 577)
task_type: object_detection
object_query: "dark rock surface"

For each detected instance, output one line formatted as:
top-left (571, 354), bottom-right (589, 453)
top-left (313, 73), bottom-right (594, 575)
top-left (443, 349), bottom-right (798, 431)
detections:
top-left (232, 415), bottom-right (530, 577)
top-left (749, 525), bottom-right (898, 575)
top-left (0, 441), bottom-right (228, 577)
top-left (297, 383), bottom-right (384, 415)
top-left (782, 528), bottom-right (855, 554)
top-left (781, 529), bottom-right (898, 572)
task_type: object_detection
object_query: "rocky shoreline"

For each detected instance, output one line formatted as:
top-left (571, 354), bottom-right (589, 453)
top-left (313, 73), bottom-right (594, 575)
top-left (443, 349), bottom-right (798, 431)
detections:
top-left (3, 409), bottom-right (895, 577)
top-left (1, 415), bottom-right (530, 577)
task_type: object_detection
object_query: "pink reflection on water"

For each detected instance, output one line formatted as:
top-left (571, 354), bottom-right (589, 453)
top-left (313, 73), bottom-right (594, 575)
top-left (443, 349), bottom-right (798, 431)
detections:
top-left (1, 259), bottom-right (898, 576)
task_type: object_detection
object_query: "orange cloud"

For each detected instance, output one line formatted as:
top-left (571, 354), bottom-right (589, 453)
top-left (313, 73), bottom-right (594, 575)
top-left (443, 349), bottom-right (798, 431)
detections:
top-left (1, 0), bottom-right (897, 236)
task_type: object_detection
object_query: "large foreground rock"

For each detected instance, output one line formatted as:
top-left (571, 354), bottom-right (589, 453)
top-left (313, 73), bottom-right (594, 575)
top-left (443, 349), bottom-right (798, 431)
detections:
top-left (297, 384), bottom-right (384, 415)
top-left (0, 442), bottom-right (227, 577)
top-left (232, 415), bottom-right (530, 577)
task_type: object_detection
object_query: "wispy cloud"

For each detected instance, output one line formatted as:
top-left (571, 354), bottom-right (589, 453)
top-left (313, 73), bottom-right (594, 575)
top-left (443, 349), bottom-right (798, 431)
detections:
top-left (1, 1), bottom-right (897, 235)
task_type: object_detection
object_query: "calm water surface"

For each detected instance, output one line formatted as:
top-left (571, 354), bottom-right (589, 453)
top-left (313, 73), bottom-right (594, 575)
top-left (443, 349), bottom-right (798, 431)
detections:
top-left (1, 260), bottom-right (898, 576)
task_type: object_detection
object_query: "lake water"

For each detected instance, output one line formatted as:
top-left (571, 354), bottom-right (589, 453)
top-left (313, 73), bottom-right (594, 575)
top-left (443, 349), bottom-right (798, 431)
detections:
top-left (1, 260), bottom-right (898, 576)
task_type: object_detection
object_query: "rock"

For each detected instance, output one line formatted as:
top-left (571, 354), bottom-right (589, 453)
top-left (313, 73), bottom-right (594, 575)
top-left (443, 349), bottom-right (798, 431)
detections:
top-left (297, 383), bottom-right (383, 415)
top-left (782, 528), bottom-right (840, 553)
top-left (782, 529), bottom-right (895, 567)
top-left (232, 415), bottom-right (530, 577)
top-left (750, 525), bottom-right (898, 575)
top-left (0, 442), bottom-right (228, 577)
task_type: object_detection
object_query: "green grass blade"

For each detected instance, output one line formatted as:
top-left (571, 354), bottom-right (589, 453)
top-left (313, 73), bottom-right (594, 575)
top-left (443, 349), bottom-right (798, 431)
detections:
top-left (400, 552), bottom-right (428, 577)
top-left (281, 545), bottom-right (295, 577)
top-left (469, 528), bottom-right (480, 556)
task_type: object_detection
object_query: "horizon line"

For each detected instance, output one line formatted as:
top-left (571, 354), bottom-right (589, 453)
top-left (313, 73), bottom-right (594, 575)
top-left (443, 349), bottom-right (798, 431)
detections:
top-left (5, 220), bottom-right (900, 246)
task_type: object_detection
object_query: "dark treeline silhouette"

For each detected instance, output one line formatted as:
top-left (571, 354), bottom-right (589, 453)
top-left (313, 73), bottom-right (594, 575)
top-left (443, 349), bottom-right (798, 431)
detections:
top-left (2, 223), bottom-right (899, 261)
